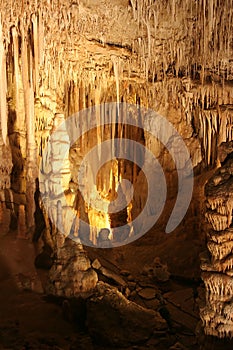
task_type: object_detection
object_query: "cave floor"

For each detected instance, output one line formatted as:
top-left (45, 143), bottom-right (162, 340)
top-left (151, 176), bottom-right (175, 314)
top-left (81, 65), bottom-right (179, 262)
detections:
top-left (0, 229), bottom-right (233, 350)
top-left (0, 171), bottom-right (233, 349)
top-left (0, 222), bottom-right (202, 350)
top-left (0, 232), bottom-right (83, 350)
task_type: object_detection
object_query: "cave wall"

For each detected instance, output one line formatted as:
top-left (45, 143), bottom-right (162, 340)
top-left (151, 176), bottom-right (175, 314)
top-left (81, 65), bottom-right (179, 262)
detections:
top-left (1, 0), bottom-right (231, 233)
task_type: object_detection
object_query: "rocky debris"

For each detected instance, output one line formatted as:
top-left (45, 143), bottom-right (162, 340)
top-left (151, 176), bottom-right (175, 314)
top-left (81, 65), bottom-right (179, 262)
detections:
top-left (86, 281), bottom-right (167, 347)
top-left (153, 257), bottom-right (171, 282)
top-left (143, 257), bottom-right (170, 282)
top-left (138, 287), bottom-right (157, 300)
top-left (91, 258), bottom-right (101, 270)
top-left (120, 269), bottom-right (131, 277)
top-left (127, 274), bottom-right (135, 281)
top-left (91, 256), bottom-right (127, 287)
top-left (41, 247), bottom-right (200, 349)
top-left (89, 254), bottom-right (200, 337)
top-left (39, 231), bottom-right (201, 349)
top-left (99, 266), bottom-right (127, 287)
top-left (201, 153), bottom-right (233, 338)
top-left (128, 281), bottom-right (137, 290)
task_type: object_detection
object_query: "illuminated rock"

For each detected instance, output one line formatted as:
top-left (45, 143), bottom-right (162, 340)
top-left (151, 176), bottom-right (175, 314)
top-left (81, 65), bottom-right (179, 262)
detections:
top-left (201, 152), bottom-right (233, 338)
top-left (46, 239), bottom-right (98, 297)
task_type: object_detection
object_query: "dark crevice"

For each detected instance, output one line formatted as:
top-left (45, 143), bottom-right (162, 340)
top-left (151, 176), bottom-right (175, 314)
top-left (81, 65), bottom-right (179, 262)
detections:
top-left (86, 37), bottom-right (132, 52)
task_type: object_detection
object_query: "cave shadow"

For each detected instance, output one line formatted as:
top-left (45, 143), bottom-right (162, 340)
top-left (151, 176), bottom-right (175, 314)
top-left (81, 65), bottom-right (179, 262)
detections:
top-left (0, 253), bottom-right (17, 293)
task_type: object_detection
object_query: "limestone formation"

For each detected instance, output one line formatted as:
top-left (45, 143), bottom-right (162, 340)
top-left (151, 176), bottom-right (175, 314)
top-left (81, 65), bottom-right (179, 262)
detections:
top-left (201, 152), bottom-right (233, 338)
top-left (0, 0), bottom-right (232, 340)
top-left (2, 0), bottom-right (232, 241)
top-left (46, 238), bottom-right (98, 297)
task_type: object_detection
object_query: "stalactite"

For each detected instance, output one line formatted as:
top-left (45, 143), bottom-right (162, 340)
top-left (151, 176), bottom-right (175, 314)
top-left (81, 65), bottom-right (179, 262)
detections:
top-left (0, 18), bottom-right (7, 144)
top-left (111, 55), bottom-right (120, 105)
top-left (11, 26), bottom-right (22, 129)
top-left (38, 9), bottom-right (44, 65)
top-left (95, 88), bottom-right (102, 161)
top-left (21, 20), bottom-right (37, 229)
top-left (32, 13), bottom-right (39, 95)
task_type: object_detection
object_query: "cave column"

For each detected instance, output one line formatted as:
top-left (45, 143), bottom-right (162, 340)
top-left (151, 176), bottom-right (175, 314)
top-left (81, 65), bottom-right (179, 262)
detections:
top-left (40, 113), bottom-right (98, 297)
top-left (201, 154), bottom-right (233, 338)
top-left (21, 22), bottom-right (37, 232)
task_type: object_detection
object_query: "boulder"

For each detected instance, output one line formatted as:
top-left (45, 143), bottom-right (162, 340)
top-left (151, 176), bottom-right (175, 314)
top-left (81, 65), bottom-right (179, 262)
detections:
top-left (138, 287), bottom-right (157, 300)
top-left (99, 266), bottom-right (126, 287)
top-left (86, 282), bottom-right (167, 347)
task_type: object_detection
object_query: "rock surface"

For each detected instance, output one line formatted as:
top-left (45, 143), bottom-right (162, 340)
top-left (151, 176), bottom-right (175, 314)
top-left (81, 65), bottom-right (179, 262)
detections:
top-left (86, 281), bottom-right (167, 347)
top-left (46, 239), bottom-right (98, 297)
top-left (201, 152), bottom-right (233, 338)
